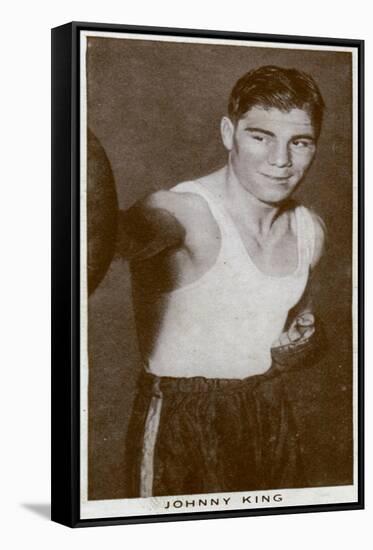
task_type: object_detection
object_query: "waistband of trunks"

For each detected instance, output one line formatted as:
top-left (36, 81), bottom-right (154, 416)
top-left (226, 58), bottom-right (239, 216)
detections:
top-left (138, 366), bottom-right (279, 395)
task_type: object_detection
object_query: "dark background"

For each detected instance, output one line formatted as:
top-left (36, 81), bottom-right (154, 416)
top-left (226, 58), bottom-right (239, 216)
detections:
top-left (86, 36), bottom-right (353, 499)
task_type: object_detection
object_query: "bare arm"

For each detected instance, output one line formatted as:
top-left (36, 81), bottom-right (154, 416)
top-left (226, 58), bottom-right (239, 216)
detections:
top-left (117, 191), bottom-right (186, 261)
top-left (272, 212), bottom-right (326, 349)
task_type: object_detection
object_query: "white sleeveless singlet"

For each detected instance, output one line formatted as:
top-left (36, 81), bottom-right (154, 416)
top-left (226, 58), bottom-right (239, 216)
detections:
top-left (145, 180), bottom-right (315, 379)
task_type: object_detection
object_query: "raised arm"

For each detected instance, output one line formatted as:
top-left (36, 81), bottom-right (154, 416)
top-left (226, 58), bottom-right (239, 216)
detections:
top-left (117, 190), bottom-right (187, 261)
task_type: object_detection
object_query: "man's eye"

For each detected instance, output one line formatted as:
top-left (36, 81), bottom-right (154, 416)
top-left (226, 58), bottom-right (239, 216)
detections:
top-left (251, 135), bottom-right (265, 142)
top-left (291, 140), bottom-right (310, 148)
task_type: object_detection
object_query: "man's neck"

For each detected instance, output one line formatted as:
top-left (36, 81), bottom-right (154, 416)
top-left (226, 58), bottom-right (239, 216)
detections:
top-left (222, 164), bottom-right (282, 238)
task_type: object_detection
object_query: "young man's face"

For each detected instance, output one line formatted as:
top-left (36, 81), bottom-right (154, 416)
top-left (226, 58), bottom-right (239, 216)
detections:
top-left (222, 106), bottom-right (317, 204)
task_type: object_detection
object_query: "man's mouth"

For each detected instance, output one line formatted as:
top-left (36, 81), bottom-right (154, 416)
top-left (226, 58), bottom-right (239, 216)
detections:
top-left (261, 173), bottom-right (292, 183)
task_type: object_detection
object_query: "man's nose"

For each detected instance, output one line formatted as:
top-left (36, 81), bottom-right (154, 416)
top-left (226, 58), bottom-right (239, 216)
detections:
top-left (268, 141), bottom-right (292, 168)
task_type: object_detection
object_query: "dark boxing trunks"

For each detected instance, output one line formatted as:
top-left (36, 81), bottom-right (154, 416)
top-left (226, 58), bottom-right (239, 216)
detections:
top-left (124, 365), bottom-right (306, 497)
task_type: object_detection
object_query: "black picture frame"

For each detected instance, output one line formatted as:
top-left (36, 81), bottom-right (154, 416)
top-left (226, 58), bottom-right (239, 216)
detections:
top-left (51, 21), bottom-right (364, 528)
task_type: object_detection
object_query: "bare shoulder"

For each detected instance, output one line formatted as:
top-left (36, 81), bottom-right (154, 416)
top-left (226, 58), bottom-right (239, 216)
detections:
top-left (308, 209), bottom-right (326, 269)
top-left (118, 184), bottom-right (215, 261)
top-left (145, 187), bottom-right (209, 216)
top-left (143, 186), bottom-right (213, 233)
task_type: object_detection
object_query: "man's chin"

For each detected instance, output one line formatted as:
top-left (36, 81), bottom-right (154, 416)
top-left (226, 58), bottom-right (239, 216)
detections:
top-left (259, 180), bottom-right (302, 205)
top-left (259, 192), bottom-right (294, 207)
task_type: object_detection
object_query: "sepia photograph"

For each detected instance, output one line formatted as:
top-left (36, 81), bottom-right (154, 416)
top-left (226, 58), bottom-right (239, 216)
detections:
top-left (70, 26), bottom-right (362, 523)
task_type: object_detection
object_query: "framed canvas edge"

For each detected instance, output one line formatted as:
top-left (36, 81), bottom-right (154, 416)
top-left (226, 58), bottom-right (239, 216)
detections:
top-left (70, 501), bottom-right (364, 529)
top-left (59, 20), bottom-right (365, 48)
top-left (51, 22), bottom-right (81, 528)
top-left (51, 21), bottom-right (365, 528)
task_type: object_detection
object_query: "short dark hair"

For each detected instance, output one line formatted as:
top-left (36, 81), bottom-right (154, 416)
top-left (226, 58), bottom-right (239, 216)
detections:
top-left (228, 65), bottom-right (325, 138)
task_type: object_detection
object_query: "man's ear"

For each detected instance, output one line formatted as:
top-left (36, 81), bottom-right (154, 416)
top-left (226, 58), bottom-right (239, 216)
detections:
top-left (220, 116), bottom-right (235, 151)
